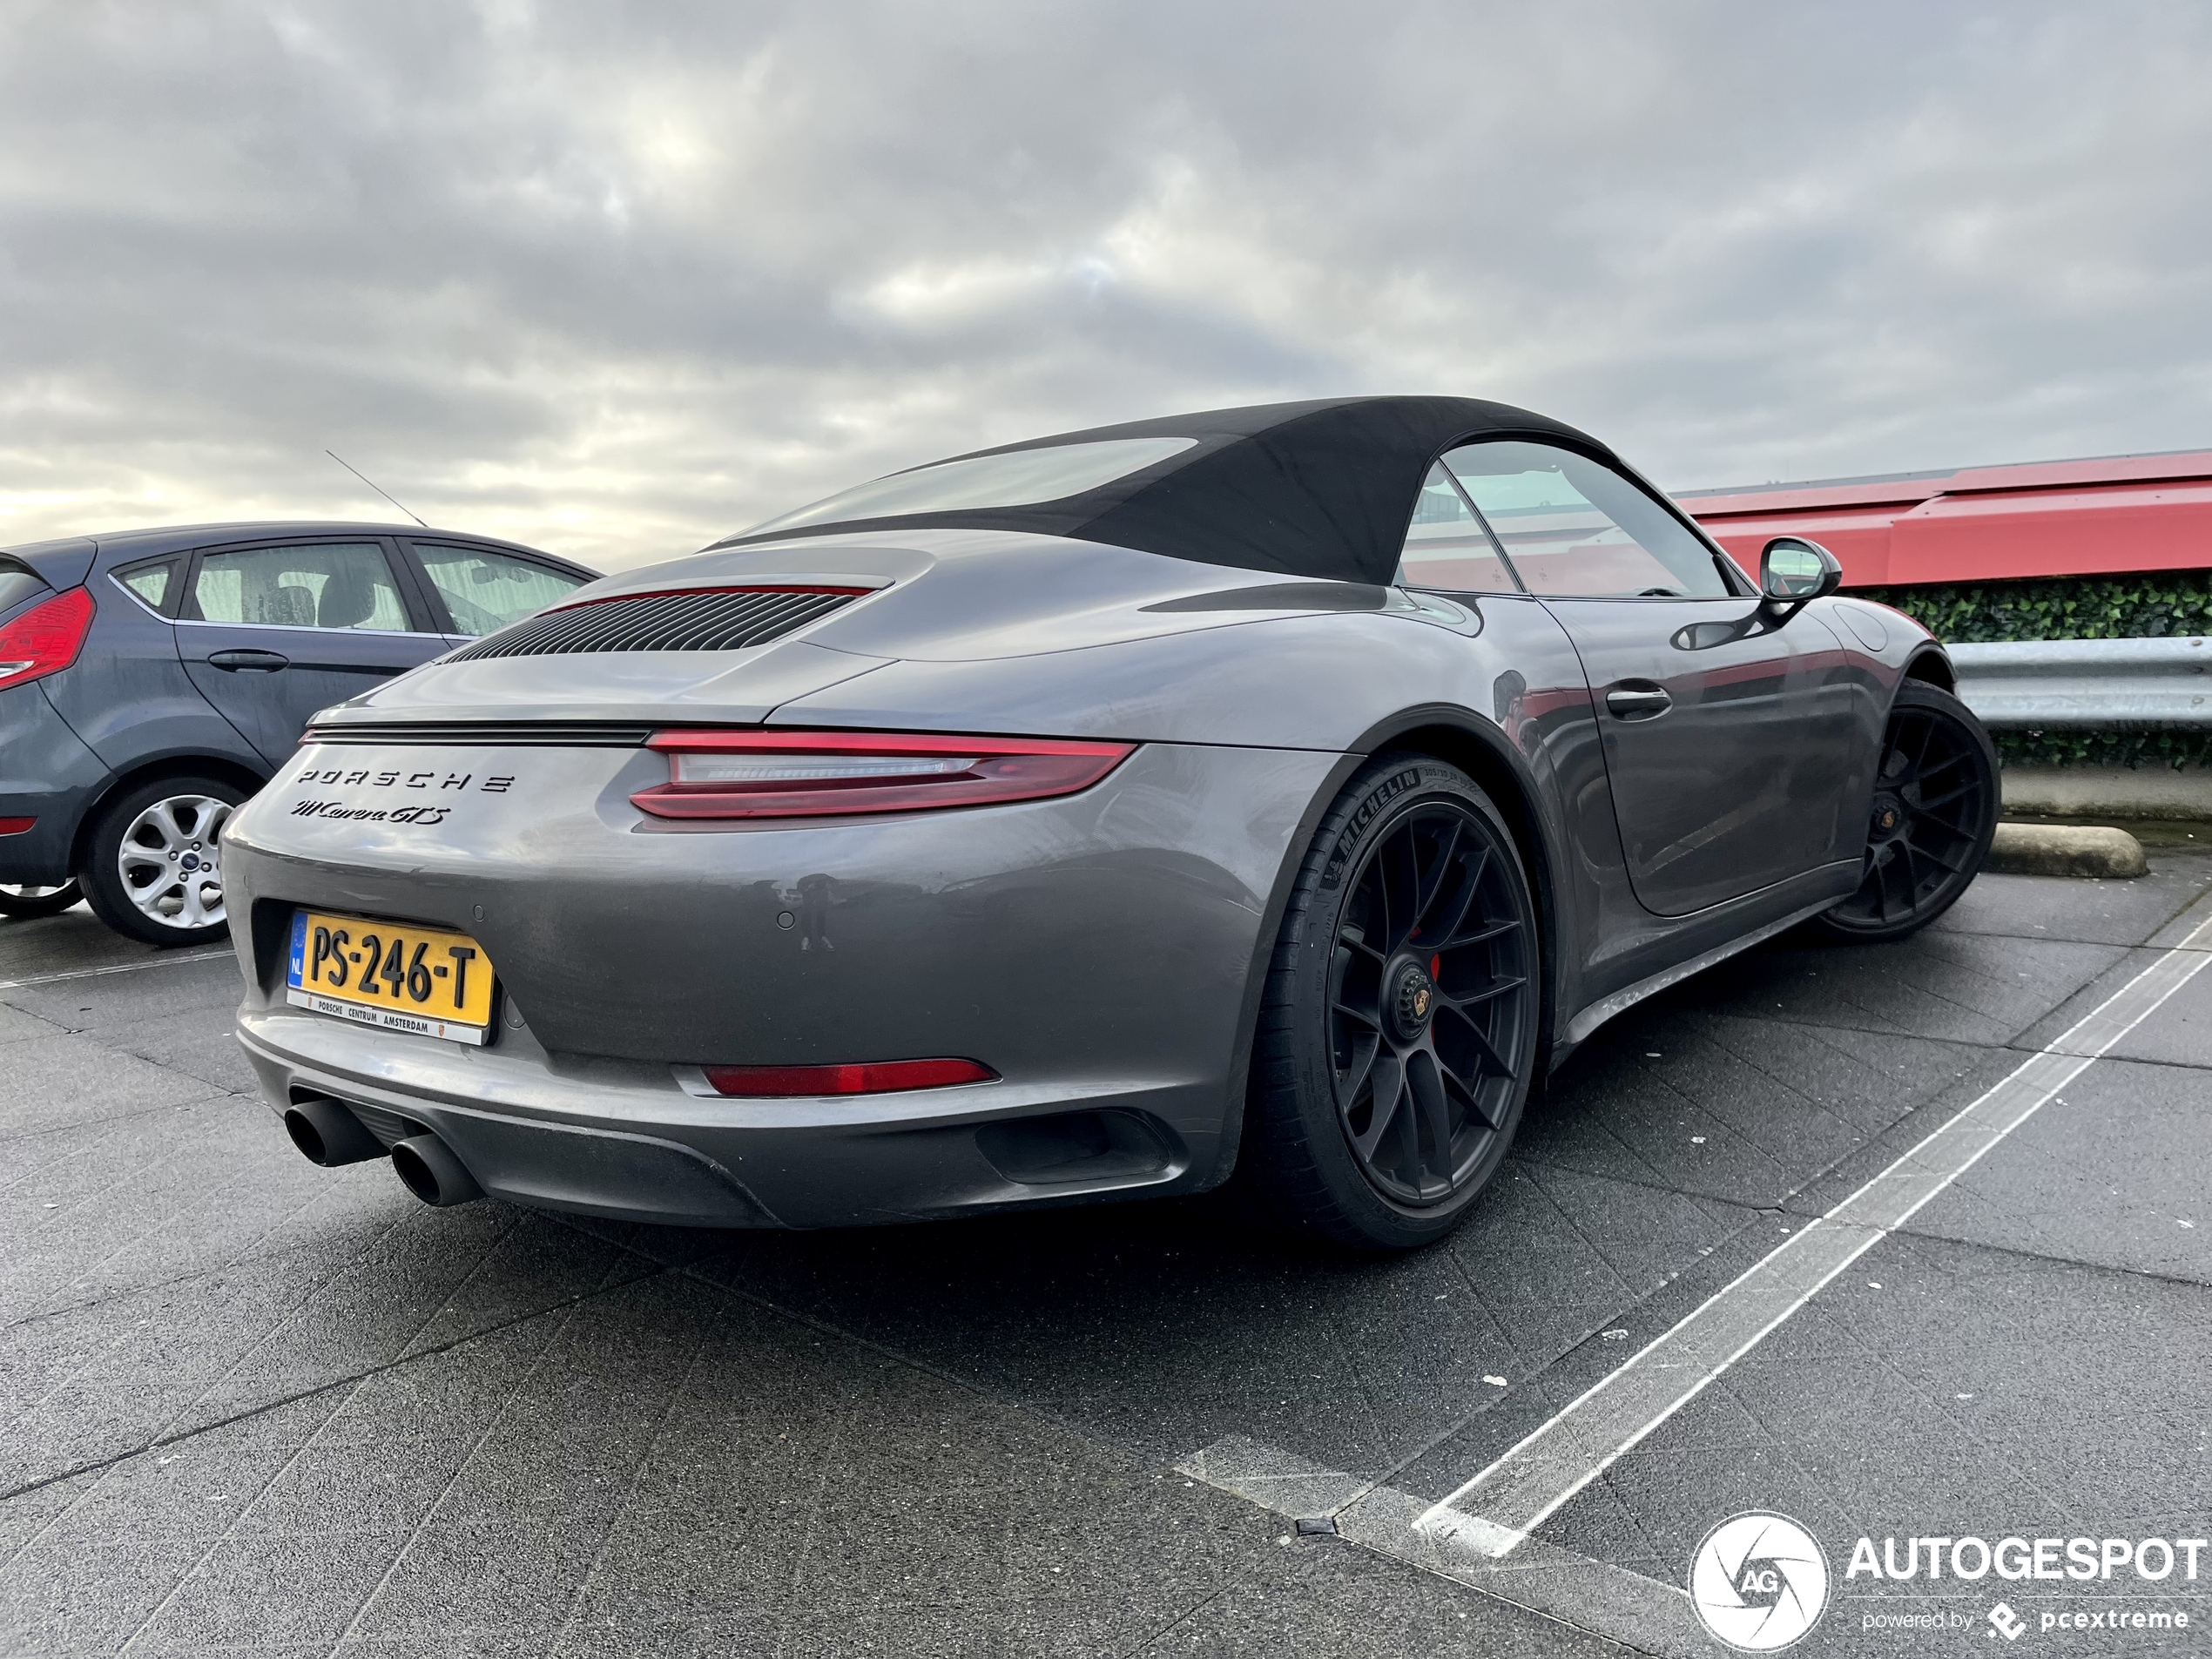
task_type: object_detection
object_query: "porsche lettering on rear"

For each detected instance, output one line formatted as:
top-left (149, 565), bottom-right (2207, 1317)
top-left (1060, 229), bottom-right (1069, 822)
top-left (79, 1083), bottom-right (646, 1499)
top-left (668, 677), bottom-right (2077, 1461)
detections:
top-left (289, 764), bottom-right (516, 792)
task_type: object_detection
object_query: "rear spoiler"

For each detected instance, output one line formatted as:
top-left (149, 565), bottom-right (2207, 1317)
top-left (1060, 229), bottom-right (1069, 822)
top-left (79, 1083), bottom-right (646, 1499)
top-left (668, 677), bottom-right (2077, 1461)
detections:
top-left (2, 536), bottom-right (97, 591)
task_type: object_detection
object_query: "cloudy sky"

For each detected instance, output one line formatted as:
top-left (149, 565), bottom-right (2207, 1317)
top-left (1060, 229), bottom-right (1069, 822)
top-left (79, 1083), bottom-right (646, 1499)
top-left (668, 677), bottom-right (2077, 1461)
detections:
top-left (4, 1), bottom-right (2209, 571)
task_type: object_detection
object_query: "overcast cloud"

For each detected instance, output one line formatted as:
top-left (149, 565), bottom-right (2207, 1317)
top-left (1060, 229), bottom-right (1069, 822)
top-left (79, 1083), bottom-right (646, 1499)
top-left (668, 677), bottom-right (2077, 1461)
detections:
top-left (4, 0), bottom-right (2209, 570)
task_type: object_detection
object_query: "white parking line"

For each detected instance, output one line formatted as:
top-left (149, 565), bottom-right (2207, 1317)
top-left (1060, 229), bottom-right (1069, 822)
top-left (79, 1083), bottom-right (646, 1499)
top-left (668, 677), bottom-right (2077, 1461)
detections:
top-left (1415, 912), bottom-right (2212, 1559)
top-left (1178, 1435), bottom-right (1712, 1658)
top-left (0, 948), bottom-right (234, 991)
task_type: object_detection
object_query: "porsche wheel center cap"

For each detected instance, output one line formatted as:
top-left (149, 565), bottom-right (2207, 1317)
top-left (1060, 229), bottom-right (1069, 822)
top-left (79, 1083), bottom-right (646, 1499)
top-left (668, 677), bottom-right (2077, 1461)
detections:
top-left (1871, 794), bottom-right (1906, 838)
top-left (1391, 962), bottom-right (1437, 1039)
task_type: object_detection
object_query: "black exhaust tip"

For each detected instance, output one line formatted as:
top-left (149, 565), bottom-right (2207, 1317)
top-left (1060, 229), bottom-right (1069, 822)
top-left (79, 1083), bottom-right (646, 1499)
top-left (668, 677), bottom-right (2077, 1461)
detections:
top-left (283, 1096), bottom-right (385, 1167)
top-left (390, 1133), bottom-right (484, 1207)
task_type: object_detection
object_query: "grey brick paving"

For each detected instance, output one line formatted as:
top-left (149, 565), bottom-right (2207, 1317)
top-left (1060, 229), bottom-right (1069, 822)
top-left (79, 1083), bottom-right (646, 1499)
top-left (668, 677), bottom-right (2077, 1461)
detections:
top-left (3, 861), bottom-right (2209, 1656)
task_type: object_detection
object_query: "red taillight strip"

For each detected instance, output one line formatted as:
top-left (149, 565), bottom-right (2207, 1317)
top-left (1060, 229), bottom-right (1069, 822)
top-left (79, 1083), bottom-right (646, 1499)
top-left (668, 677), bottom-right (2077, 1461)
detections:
top-left (632, 729), bottom-right (1135, 820)
top-left (0, 818), bottom-right (34, 836)
top-left (644, 729), bottom-right (1125, 758)
top-left (552, 584), bottom-right (874, 610)
top-left (697, 1058), bottom-right (995, 1097)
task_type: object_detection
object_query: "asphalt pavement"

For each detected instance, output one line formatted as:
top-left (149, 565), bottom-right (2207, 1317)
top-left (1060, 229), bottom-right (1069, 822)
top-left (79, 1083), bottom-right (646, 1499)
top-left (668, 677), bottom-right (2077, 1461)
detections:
top-left (3, 853), bottom-right (2210, 1657)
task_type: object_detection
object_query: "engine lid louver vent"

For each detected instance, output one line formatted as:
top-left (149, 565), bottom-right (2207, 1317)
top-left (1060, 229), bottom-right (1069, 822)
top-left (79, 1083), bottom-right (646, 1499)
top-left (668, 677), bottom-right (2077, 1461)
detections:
top-left (446, 586), bottom-right (867, 660)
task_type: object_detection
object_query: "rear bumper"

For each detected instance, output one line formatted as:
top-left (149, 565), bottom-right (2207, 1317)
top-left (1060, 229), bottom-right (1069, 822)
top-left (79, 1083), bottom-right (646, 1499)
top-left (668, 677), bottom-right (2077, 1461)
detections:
top-left (0, 681), bottom-right (107, 886)
top-left (223, 738), bottom-right (1336, 1228)
top-left (239, 1008), bottom-right (1216, 1227)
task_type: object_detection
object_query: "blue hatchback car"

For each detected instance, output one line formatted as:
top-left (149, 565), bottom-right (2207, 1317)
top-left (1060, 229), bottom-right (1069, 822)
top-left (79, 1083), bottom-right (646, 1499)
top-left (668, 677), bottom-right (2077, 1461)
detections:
top-left (0, 523), bottom-right (594, 944)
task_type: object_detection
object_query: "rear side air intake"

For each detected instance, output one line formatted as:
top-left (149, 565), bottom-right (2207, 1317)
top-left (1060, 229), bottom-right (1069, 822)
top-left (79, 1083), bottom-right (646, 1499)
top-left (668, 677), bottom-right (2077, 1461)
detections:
top-left (447, 585), bottom-right (867, 660)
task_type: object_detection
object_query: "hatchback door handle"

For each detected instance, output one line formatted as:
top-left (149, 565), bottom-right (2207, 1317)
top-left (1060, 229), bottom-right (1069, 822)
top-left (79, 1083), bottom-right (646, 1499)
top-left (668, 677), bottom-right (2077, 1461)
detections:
top-left (208, 648), bottom-right (290, 671)
top-left (1605, 685), bottom-right (1671, 718)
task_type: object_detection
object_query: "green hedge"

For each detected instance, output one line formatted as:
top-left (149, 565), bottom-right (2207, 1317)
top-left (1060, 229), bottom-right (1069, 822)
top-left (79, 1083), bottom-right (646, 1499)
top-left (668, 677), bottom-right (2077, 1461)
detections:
top-left (1986, 729), bottom-right (2212, 771)
top-left (1854, 570), bottom-right (2212, 644)
top-left (1854, 570), bottom-right (2212, 771)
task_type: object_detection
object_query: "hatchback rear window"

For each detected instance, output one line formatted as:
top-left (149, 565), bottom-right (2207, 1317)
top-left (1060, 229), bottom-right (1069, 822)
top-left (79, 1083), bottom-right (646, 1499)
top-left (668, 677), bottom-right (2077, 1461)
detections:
top-left (0, 557), bottom-right (51, 616)
top-left (412, 543), bottom-right (587, 637)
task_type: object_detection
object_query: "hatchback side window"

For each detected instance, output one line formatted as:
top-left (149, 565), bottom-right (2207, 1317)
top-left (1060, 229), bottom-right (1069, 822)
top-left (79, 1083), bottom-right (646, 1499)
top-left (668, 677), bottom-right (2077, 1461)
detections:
top-left (413, 543), bottom-right (586, 636)
top-left (111, 556), bottom-right (179, 616)
top-left (188, 543), bottom-right (409, 631)
top-left (1394, 462), bottom-right (1520, 593)
top-left (1442, 441), bottom-right (1730, 598)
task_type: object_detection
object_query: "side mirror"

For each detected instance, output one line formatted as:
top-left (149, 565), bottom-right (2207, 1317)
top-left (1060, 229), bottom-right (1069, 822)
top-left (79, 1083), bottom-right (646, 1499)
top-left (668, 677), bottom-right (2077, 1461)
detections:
top-left (1760, 536), bottom-right (1842, 604)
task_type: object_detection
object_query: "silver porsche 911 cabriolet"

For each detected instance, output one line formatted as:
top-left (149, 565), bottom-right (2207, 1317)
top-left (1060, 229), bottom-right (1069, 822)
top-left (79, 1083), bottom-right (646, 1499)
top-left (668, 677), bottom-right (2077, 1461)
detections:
top-left (224, 396), bottom-right (1996, 1249)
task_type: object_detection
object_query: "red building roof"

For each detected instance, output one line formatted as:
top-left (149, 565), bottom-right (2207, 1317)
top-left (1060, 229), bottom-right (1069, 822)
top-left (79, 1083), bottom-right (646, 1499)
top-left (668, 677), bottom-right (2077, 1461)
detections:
top-left (1676, 448), bottom-right (2212, 587)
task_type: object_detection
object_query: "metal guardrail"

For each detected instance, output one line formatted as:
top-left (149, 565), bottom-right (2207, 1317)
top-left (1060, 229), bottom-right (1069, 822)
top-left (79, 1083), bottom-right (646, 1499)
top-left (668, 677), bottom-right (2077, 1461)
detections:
top-left (1949, 636), bottom-right (2211, 727)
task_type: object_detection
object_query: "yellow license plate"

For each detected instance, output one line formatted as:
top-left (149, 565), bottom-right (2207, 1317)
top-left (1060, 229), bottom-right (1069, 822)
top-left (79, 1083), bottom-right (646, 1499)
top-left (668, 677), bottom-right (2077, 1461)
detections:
top-left (285, 909), bottom-right (496, 1045)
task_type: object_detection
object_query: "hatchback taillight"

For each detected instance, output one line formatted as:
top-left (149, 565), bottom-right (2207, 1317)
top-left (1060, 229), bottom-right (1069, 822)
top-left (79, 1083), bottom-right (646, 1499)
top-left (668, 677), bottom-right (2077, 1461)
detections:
top-left (0, 587), bottom-right (94, 694)
top-left (631, 729), bottom-right (1134, 820)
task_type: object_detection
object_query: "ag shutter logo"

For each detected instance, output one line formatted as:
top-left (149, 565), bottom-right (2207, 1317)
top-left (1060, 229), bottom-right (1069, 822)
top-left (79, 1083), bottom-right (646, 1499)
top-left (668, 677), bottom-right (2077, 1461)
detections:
top-left (1689, 1513), bottom-right (1831, 1651)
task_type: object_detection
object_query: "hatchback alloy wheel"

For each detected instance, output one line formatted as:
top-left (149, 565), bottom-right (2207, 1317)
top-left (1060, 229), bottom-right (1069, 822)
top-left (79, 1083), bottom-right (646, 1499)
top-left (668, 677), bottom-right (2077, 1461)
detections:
top-left (118, 794), bottom-right (233, 931)
top-left (80, 774), bottom-right (249, 948)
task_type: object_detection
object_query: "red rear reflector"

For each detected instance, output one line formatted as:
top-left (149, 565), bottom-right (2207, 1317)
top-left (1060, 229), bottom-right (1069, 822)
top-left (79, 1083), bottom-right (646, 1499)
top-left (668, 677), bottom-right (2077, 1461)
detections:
top-left (633, 729), bottom-right (1134, 820)
top-left (0, 817), bottom-right (34, 836)
top-left (699, 1058), bottom-right (995, 1097)
top-left (0, 587), bottom-right (95, 693)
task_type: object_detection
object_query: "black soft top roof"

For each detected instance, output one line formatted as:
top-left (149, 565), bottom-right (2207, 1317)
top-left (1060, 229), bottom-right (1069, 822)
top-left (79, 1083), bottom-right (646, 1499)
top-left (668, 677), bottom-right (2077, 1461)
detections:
top-left (714, 395), bottom-right (1608, 585)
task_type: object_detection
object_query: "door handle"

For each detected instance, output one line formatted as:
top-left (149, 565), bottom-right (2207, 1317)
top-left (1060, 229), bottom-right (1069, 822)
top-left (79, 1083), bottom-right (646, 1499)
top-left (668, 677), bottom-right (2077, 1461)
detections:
top-left (1605, 685), bottom-right (1671, 719)
top-left (207, 648), bottom-right (290, 671)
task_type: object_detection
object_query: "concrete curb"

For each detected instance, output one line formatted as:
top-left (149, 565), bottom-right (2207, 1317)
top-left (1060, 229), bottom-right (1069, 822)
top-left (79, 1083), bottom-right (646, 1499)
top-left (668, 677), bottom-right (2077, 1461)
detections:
top-left (2002, 765), bottom-right (2212, 821)
top-left (1986, 823), bottom-right (2148, 880)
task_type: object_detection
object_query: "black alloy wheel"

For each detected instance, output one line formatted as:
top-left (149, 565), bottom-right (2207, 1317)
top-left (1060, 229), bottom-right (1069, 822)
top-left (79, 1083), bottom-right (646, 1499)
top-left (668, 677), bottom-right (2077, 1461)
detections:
top-left (1814, 680), bottom-right (1999, 942)
top-left (1246, 754), bottom-right (1540, 1250)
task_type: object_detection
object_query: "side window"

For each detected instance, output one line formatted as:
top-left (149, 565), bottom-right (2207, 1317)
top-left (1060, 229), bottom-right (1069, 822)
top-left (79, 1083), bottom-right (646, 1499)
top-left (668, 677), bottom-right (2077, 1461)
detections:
top-left (413, 543), bottom-right (586, 636)
top-left (1442, 441), bottom-right (1730, 598)
top-left (189, 543), bottom-right (409, 631)
top-left (1395, 463), bottom-right (1519, 593)
top-left (111, 556), bottom-right (179, 616)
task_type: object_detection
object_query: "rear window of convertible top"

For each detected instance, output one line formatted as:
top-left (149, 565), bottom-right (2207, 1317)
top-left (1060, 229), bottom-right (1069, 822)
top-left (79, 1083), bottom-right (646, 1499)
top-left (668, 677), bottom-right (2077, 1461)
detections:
top-left (737, 435), bottom-right (1197, 538)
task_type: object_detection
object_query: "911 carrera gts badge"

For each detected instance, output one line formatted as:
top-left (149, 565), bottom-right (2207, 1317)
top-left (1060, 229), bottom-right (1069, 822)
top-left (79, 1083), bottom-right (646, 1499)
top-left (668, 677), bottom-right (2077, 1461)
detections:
top-left (281, 765), bottom-right (522, 828)
top-left (290, 799), bottom-right (451, 826)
